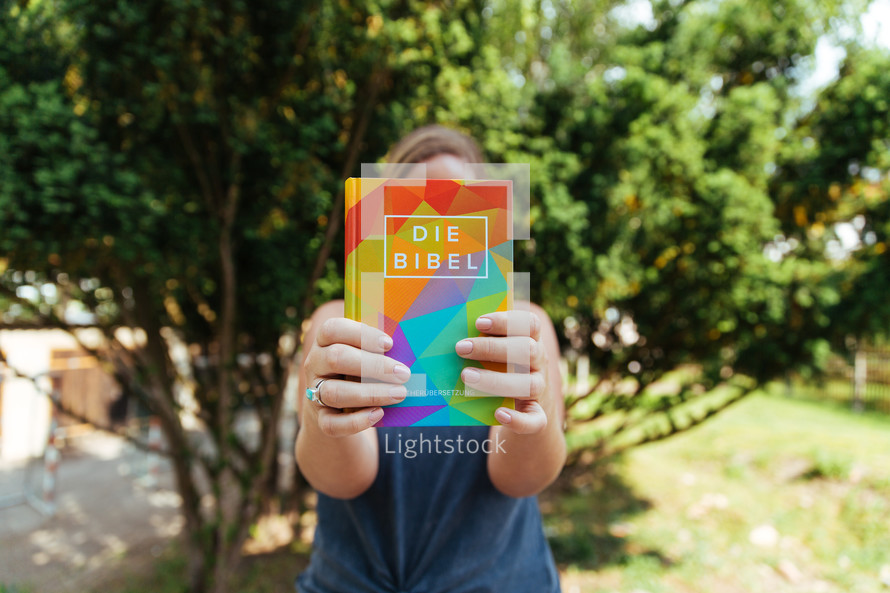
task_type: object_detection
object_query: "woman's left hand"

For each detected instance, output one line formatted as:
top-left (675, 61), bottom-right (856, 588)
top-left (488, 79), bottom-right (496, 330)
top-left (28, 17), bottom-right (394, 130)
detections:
top-left (454, 310), bottom-right (548, 434)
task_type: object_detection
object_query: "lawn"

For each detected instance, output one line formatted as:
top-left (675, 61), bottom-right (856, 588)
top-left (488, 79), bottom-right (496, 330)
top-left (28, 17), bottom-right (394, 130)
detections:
top-left (65, 390), bottom-right (890, 593)
top-left (547, 391), bottom-right (890, 593)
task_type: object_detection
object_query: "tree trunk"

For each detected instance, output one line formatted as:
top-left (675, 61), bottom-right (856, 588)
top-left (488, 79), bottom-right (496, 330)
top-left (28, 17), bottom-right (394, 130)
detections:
top-left (187, 537), bottom-right (208, 593)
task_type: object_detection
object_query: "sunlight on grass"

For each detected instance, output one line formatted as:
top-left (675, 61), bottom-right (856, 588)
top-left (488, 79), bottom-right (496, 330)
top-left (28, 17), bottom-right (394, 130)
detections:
top-left (549, 392), bottom-right (890, 593)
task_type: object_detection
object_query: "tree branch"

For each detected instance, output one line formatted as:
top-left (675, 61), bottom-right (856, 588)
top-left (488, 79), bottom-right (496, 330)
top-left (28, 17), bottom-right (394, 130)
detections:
top-left (299, 65), bottom-right (389, 320)
top-left (604, 384), bottom-right (754, 458)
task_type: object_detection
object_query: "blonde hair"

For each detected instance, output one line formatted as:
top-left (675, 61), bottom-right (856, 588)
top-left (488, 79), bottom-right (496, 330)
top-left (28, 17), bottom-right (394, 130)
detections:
top-left (386, 125), bottom-right (484, 165)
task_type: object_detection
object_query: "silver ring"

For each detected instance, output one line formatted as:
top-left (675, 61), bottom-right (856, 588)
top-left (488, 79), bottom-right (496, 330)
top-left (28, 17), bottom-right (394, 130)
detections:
top-left (306, 378), bottom-right (329, 407)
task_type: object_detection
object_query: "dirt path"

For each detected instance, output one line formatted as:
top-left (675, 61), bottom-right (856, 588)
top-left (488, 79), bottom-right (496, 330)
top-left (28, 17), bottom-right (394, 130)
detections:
top-left (0, 432), bottom-right (180, 592)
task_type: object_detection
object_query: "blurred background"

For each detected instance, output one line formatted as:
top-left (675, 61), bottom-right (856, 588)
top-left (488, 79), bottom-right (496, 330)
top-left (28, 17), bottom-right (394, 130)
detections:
top-left (1, 0), bottom-right (889, 592)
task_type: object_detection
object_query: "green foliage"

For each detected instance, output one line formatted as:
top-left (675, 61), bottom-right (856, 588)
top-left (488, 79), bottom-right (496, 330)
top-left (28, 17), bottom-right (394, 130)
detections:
top-left (804, 48), bottom-right (890, 336)
top-left (486, 0), bottom-right (887, 456)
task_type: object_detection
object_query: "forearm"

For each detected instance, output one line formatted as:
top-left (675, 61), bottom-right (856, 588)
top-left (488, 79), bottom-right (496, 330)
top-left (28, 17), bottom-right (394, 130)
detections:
top-left (487, 397), bottom-right (566, 497)
top-left (484, 303), bottom-right (566, 497)
top-left (295, 411), bottom-right (379, 499)
top-left (295, 300), bottom-right (384, 499)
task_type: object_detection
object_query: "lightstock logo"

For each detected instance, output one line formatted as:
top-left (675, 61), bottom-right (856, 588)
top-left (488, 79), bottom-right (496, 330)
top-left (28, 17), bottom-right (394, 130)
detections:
top-left (382, 431), bottom-right (507, 458)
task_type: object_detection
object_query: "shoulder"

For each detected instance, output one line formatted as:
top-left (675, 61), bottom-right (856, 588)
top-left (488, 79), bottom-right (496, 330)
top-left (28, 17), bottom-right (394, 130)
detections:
top-left (516, 300), bottom-right (557, 340)
top-left (308, 300), bottom-right (345, 325)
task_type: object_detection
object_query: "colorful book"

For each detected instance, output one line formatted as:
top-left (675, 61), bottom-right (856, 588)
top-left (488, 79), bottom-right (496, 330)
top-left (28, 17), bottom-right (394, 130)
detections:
top-left (344, 177), bottom-right (514, 426)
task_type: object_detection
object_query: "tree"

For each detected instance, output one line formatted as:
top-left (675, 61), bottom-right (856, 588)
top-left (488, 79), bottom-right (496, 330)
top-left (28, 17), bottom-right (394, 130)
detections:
top-left (774, 46), bottom-right (890, 339)
top-left (1, 2), bottom-right (332, 590)
top-left (494, 0), bottom-right (884, 458)
top-left (0, 0), bottom-right (514, 591)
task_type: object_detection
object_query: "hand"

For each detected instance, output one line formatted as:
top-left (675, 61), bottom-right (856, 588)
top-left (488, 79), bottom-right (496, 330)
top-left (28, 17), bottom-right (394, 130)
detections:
top-left (454, 311), bottom-right (548, 435)
top-left (301, 318), bottom-right (410, 437)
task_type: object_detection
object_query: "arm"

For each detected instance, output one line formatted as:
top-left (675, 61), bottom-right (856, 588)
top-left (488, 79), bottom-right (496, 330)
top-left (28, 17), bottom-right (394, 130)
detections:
top-left (295, 300), bottom-right (410, 499)
top-left (455, 303), bottom-right (566, 497)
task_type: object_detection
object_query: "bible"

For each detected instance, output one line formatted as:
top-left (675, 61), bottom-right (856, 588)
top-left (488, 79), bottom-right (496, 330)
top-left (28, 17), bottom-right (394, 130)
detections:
top-left (344, 177), bottom-right (514, 426)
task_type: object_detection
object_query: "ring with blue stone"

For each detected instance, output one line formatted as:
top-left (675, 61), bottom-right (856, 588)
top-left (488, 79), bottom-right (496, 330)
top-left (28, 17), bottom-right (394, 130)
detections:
top-left (305, 378), bottom-right (329, 406)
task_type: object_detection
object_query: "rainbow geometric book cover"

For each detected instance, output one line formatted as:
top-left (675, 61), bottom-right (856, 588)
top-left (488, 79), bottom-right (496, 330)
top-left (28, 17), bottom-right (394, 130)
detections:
top-left (344, 177), bottom-right (515, 426)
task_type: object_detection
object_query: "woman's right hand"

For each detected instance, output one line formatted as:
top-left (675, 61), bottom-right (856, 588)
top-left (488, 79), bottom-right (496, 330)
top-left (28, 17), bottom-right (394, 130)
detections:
top-left (301, 317), bottom-right (410, 437)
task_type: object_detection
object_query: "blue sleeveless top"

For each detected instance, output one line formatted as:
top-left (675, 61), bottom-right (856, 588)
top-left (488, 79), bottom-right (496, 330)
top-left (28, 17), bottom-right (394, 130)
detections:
top-left (296, 425), bottom-right (561, 593)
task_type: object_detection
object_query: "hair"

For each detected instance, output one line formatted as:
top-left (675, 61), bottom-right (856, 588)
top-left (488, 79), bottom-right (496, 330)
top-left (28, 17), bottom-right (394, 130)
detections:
top-left (386, 125), bottom-right (484, 165)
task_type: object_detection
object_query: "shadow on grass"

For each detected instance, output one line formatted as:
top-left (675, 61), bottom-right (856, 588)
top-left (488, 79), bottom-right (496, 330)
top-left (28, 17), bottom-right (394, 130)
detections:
top-left (542, 456), bottom-right (670, 571)
top-left (0, 585), bottom-right (34, 593)
top-left (94, 539), bottom-right (310, 593)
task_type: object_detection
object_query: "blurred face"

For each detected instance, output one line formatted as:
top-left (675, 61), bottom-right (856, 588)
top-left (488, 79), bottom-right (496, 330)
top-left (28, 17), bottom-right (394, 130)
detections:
top-left (401, 153), bottom-right (467, 179)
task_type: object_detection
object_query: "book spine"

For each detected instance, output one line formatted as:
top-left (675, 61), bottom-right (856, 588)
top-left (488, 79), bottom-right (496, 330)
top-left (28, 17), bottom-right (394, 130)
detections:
top-left (344, 177), bottom-right (360, 321)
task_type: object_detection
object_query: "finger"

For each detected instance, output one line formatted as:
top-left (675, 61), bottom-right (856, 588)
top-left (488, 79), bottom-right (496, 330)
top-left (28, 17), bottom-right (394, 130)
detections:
top-left (316, 318), bottom-right (394, 353)
top-left (474, 310), bottom-right (541, 340)
top-left (317, 344), bottom-right (411, 384)
top-left (494, 402), bottom-right (547, 434)
top-left (460, 367), bottom-right (545, 399)
top-left (317, 379), bottom-right (407, 409)
top-left (455, 336), bottom-right (542, 370)
top-left (316, 406), bottom-right (385, 437)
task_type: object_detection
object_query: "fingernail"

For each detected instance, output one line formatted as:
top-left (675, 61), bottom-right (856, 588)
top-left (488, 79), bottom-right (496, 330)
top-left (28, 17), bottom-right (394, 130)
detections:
top-left (389, 386), bottom-right (407, 401)
top-left (495, 408), bottom-right (512, 424)
top-left (369, 407), bottom-right (384, 425)
top-left (476, 316), bottom-right (493, 331)
top-left (393, 363), bottom-right (411, 380)
top-left (379, 335), bottom-right (393, 350)
top-left (462, 368), bottom-right (481, 384)
top-left (455, 340), bottom-right (473, 355)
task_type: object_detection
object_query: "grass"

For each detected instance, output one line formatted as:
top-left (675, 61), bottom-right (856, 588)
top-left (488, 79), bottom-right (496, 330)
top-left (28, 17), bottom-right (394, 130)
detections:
top-left (546, 391), bottom-right (890, 593)
top-left (57, 390), bottom-right (890, 593)
top-left (93, 546), bottom-right (309, 593)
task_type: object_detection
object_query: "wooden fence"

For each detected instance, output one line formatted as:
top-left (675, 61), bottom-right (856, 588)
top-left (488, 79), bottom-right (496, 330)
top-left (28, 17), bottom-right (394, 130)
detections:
top-left (850, 345), bottom-right (890, 413)
top-left (803, 345), bottom-right (890, 413)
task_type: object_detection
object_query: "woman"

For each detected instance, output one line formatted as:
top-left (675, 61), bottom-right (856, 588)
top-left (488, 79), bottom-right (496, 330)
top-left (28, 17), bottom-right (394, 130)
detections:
top-left (296, 125), bottom-right (566, 593)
